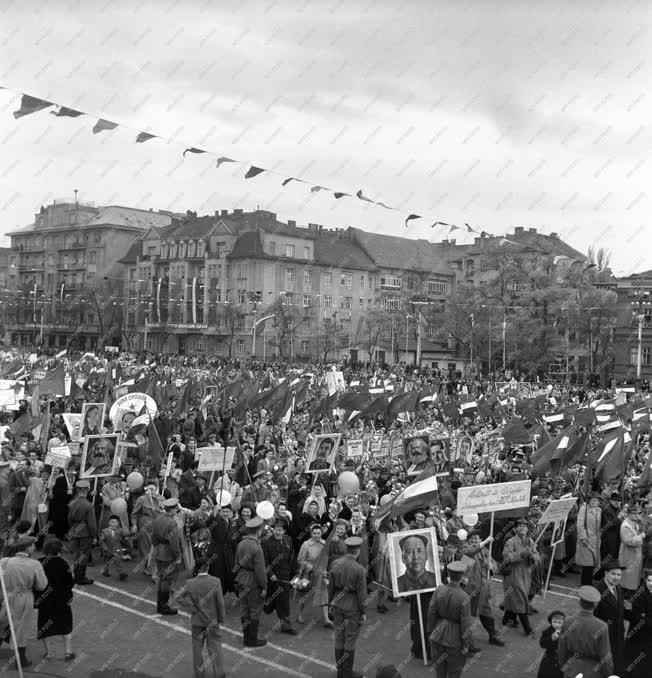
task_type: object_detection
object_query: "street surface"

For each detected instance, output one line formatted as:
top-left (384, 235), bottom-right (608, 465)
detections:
top-left (0, 560), bottom-right (581, 678)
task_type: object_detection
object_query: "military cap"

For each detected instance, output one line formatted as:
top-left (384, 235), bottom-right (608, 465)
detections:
top-left (578, 585), bottom-right (600, 604)
top-left (345, 536), bottom-right (363, 548)
top-left (163, 497), bottom-right (179, 509)
top-left (602, 559), bottom-right (623, 571)
top-left (75, 479), bottom-right (90, 489)
top-left (447, 560), bottom-right (467, 573)
top-left (246, 516), bottom-right (263, 529)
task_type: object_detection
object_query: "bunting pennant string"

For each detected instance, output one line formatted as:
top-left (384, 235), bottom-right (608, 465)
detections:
top-left (2, 83), bottom-right (564, 241)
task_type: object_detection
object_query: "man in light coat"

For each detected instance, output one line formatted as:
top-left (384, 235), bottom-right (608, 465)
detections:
top-left (576, 492), bottom-right (602, 586)
top-left (619, 503), bottom-right (644, 593)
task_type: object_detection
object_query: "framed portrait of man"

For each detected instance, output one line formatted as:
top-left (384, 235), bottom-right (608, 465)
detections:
top-left (388, 527), bottom-right (441, 597)
top-left (404, 435), bottom-right (431, 477)
top-left (454, 435), bottom-right (474, 465)
top-left (81, 434), bottom-right (120, 478)
top-left (80, 402), bottom-right (105, 438)
top-left (306, 433), bottom-right (341, 474)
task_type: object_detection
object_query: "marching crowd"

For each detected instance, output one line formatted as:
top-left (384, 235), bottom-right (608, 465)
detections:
top-left (0, 348), bottom-right (652, 678)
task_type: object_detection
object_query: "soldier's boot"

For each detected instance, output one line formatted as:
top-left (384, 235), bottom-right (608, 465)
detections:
top-left (241, 617), bottom-right (249, 645)
top-left (334, 647), bottom-right (345, 678)
top-left (344, 650), bottom-right (362, 678)
top-left (159, 591), bottom-right (178, 615)
top-left (246, 620), bottom-right (267, 648)
top-left (75, 564), bottom-right (94, 585)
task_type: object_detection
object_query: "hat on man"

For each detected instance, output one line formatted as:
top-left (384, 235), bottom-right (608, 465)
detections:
top-left (602, 560), bottom-right (623, 571)
top-left (75, 479), bottom-right (90, 489)
top-left (245, 516), bottom-right (263, 529)
top-left (345, 536), bottom-right (363, 549)
top-left (447, 561), bottom-right (467, 574)
top-left (515, 518), bottom-right (529, 527)
top-left (163, 497), bottom-right (179, 509)
top-left (578, 585), bottom-right (601, 604)
top-left (13, 535), bottom-right (36, 550)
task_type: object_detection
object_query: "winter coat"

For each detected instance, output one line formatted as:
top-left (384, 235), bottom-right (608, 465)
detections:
top-left (575, 504), bottom-right (601, 568)
top-left (619, 517), bottom-right (644, 591)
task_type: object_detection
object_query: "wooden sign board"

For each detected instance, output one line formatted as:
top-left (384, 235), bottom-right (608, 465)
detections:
top-left (456, 479), bottom-right (531, 515)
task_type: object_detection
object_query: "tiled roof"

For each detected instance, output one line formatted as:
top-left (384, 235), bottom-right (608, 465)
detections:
top-left (117, 239), bottom-right (143, 264)
top-left (350, 228), bottom-right (455, 275)
top-left (314, 236), bottom-right (375, 270)
top-left (229, 230), bottom-right (266, 259)
top-left (87, 206), bottom-right (173, 230)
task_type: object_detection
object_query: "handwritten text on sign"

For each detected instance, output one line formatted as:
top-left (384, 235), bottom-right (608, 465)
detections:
top-left (456, 480), bottom-right (531, 514)
top-left (538, 497), bottom-right (577, 526)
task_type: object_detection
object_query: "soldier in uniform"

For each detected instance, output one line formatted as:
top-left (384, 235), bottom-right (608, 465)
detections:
top-left (234, 515), bottom-right (267, 648)
top-left (427, 560), bottom-right (473, 678)
top-left (67, 479), bottom-right (97, 585)
top-left (558, 585), bottom-right (614, 678)
top-left (328, 535), bottom-right (367, 678)
top-left (151, 497), bottom-right (183, 615)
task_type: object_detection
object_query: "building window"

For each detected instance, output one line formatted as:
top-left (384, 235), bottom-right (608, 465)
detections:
top-left (340, 273), bottom-right (352, 287)
top-left (283, 292), bottom-right (294, 306)
top-left (270, 241), bottom-right (276, 256)
top-left (427, 280), bottom-right (448, 294)
top-left (285, 268), bottom-right (295, 288)
top-left (301, 319), bottom-right (310, 332)
top-left (304, 246), bottom-right (310, 259)
top-left (323, 272), bottom-right (332, 286)
top-left (301, 340), bottom-right (309, 354)
top-left (381, 297), bottom-right (401, 310)
top-left (304, 269), bottom-right (312, 288)
top-left (89, 251), bottom-right (97, 264)
top-left (196, 337), bottom-right (205, 351)
top-left (285, 244), bottom-right (295, 258)
top-left (359, 298), bottom-right (364, 306)
top-left (236, 316), bottom-right (245, 329)
top-left (323, 295), bottom-right (333, 308)
top-left (380, 275), bottom-right (402, 289)
top-left (630, 347), bottom-right (651, 366)
top-left (237, 263), bottom-right (248, 280)
top-left (360, 275), bottom-right (365, 288)
top-left (216, 288), bottom-right (222, 303)
top-left (508, 281), bottom-right (520, 292)
top-left (237, 339), bottom-right (245, 354)
top-left (146, 336), bottom-right (153, 350)
top-left (197, 240), bottom-right (205, 257)
top-left (188, 241), bottom-right (196, 257)
top-left (303, 294), bottom-right (311, 308)
top-left (340, 296), bottom-right (352, 310)
top-left (217, 242), bottom-right (226, 257)
top-left (237, 289), bottom-right (246, 304)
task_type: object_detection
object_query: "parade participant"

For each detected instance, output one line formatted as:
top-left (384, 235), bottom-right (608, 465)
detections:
top-left (619, 503), bottom-right (644, 595)
top-left (174, 553), bottom-right (227, 678)
top-left (151, 497), bottom-right (183, 615)
top-left (208, 504), bottom-right (236, 595)
top-left (462, 532), bottom-right (503, 646)
top-left (67, 479), bottom-right (97, 585)
top-left (295, 523), bottom-right (329, 625)
top-left (396, 533), bottom-right (438, 594)
top-left (234, 515), bottom-right (267, 647)
top-left (36, 537), bottom-right (75, 662)
top-left (131, 480), bottom-right (164, 578)
top-left (624, 569), bottom-right (652, 678)
top-left (536, 610), bottom-right (565, 678)
top-left (426, 560), bottom-right (473, 678)
top-left (241, 469), bottom-right (270, 506)
top-left (594, 560), bottom-right (628, 675)
top-left (262, 520), bottom-right (297, 635)
top-left (576, 491), bottom-right (602, 586)
top-left (101, 514), bottom-right (131, 581)
top-left (558, 585), bottom-right (614, 678)
top-left (328, 535), bottom-right (367, 678)
top-left (0, 535), bottom-right (48, 668)
top-left (600, 491), bottom-right (623, 572)
top-left (501, 518), bottom-right (540, 635)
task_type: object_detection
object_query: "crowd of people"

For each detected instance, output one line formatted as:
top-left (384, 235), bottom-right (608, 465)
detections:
top-left (0, 347), bottom-right (651, 677)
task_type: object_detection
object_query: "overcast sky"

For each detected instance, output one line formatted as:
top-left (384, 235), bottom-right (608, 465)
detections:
top-left (0, 0), bottom-right (650, 274)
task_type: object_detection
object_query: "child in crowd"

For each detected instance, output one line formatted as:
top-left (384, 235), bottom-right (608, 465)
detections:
top-left (101, 514), bottom-right (132, 581)
top-left (536, 610), bottom-right (565, 678)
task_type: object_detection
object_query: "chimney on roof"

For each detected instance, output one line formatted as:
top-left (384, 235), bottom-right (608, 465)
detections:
top-left (450, 239), bottom-right (456, 246)
top-left (514, 226), bottom-right (524, 234)
top-left (528, 227), bottom-right (537, 233)
top-left (288, 220), bottom-right (296, 227)
top-left (221, 210), bottom-right (228, 216)
top-left (550, 232), bottom-right (558, 238)
top-left (233, 209), bottom-right (243, 216)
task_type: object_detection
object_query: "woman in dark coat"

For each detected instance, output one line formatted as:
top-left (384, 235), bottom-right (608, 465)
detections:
top-left (47, 472), bottom-right (70, 540)
top-left (207, 504), bottom-right (236, 594)
top-left (624, 570), bottom-right (652, 678)
top-left (36, 537), bottom-right (75, 661)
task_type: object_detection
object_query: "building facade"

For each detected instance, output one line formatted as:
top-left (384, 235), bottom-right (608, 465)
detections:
top-left (5, 200), bottom-right (174, 349)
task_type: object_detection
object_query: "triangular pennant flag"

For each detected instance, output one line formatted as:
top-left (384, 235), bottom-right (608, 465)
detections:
top-left (136, 132), bottom-right (156, 143)
top-left (183, 147), bottom-right (206, 157)
top-left (52, 106), bottom-right (83, 118)
top-left (282, 177), bottom-right (299, 186)
top-left (14, 94), bottom-right (53, 119)
top-left (245, 165), bottom-right (266, 179)
top-left (375, 201), bottom-right (393, 209)
top-left (310, 185), bottom-right (328, 192)
top-left (405, 214), bottom-right (421, 227)
top-left (430, 221), bottom-right (449, 228)
top-left (92, 118), bottom-right (119, 134)
top-left (464, 223), bottom-right (476, 233)
top-left (333, 191), bottom-right (350, 199)
top-left (356, 189), bottom-right (374, 203)
top-left (216, 157), bottom-right (236, 168)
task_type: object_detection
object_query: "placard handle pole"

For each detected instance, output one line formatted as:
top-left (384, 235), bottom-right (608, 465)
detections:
top-left (162, 451), bottom-right (173, 490)
top-left (488, 511), bottom-right (495, 568)
top-left (0, 557), bottom-right (24, 678)
top-left (416, 593), bottom-right (428, 667)
top-left (534, 522), bottom-right (549, 546)
top-left (543, 543), bottom-right (556, 598)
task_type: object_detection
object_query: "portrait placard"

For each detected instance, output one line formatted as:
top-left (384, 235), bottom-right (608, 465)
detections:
top-left (306, 433), bottom-right (341, 474)
top-left (387, 527), bottom-right (441, 598)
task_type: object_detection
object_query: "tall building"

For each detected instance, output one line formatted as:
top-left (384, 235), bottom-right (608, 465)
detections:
top-left (5, 200), bottom-right (174, 349)
top-left (609, 270), bottom-right (652, 382)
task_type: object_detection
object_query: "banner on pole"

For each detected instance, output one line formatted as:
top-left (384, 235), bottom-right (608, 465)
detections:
top-left (537, 497), bottom-right (577, 526)
top-left (197, 446), bottom-right (236, 473)
top-left (456, 479), bottom-right (531, 515)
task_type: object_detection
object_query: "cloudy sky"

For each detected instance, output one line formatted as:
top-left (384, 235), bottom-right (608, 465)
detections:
top-left (0, 0), bottom-right (650, 273)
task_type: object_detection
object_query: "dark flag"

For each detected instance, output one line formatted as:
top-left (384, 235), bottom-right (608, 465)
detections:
top-left (37, 364), bottom-right (66, 396)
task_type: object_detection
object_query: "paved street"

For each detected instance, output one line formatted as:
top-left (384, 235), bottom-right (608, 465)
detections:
top-left (0, 559), bottom-right (581, 678)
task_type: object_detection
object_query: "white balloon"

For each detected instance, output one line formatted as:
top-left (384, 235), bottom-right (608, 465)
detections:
top-left (462, 513), bottom-right (479, 527)
top-left (256, 500), bottom-right (275, 520)
top-left (457, 528), bottom-right (468, 541)
top-left (215, 490), bottom-right (232, 507)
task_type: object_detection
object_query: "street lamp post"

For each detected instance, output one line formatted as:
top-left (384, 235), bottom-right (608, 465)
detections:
top-left (252, 314), bottom-right (275, 357)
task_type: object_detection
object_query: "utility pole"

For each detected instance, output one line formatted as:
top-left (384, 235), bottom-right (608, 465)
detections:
top-left (252, 314), bottom-right (275, 357)
top-left (404, 314), bottom-right (411, 365)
